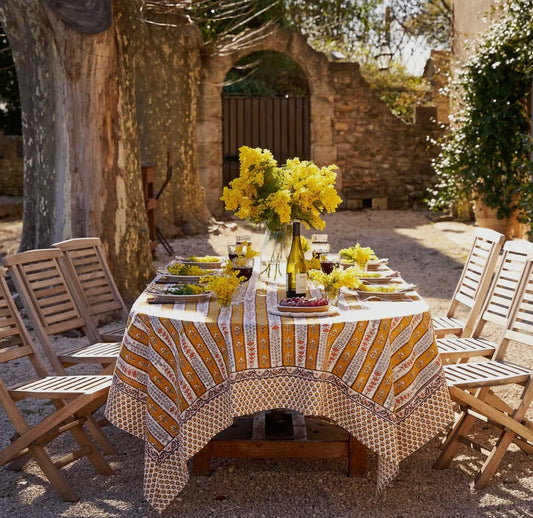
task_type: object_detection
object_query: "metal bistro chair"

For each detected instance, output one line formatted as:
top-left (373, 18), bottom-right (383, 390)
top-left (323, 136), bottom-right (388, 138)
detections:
top-left (432, 227), bottom-right (505, 339)
top-left (53, 237), bottom-right (129, 342)
top-left (0, 268), bottom-right (113, 501)
top-left (434, 254), bottom-right (533, 488)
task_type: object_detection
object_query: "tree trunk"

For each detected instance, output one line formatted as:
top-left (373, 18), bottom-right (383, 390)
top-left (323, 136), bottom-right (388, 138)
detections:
top-left (1, 0), bottom-right (217, 300)
top-left (0, 0), bottom-right (152, 302)
top-left (135, 10), bottom-right (214, 237)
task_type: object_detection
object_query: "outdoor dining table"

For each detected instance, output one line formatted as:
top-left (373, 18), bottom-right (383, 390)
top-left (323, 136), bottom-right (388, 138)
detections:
top-left (105, 262), bottom-right (454, 513)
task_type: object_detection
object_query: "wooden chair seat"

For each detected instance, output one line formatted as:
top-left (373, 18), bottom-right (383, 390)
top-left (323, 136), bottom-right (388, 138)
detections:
top-left (432, 316), bottom-right (465, 337)
top-left (59, 341), bottom-right (122, 365)
top-left (0, 268), bottom-right (114, 502)
top-left (436, 337), bottom-right (496, 361)
top-left (11, 375), bottom-right (112, 400)
top-left (443, 360), bottom-right (531, 388)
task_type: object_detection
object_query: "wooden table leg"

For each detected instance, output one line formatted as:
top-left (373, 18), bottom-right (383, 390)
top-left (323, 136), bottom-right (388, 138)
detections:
top-left (192, 442), bottom-right (212, 475)
top-left (348, 435), bottom-right (367, 477)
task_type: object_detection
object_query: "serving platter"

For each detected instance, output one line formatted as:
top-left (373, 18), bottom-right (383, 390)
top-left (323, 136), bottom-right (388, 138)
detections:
top-left (277, 304), bottom-right (330, 314)
top-left (146, 283), bottom-right (209, 296)
top-left (268, 306), bottom-right (339, 318)
top-left (356, 271), bottom-right (400, 283)
top-left (174, 255), bottom-right (225, 269)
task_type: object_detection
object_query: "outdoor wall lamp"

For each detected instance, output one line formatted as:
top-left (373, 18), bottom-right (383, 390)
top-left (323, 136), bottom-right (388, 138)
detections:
top-left (376, 42), bottom-right (393, 70)
top-left (376, 6), bottom-right (392, 70)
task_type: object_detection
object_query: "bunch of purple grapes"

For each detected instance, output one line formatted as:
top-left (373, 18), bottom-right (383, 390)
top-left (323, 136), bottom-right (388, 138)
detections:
top-left (279, 297), bottom-right (328, 307)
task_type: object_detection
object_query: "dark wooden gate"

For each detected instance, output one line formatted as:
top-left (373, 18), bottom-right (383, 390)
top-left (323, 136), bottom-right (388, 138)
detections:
top-left (223, 96), bottom-right (310, 186)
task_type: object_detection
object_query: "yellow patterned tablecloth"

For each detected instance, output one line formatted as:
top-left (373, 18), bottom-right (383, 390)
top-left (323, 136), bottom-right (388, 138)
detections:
top-left (105, 276), bottom-right (454, 512)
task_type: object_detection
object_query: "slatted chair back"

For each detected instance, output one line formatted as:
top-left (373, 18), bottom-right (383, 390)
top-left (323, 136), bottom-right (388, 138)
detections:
top-left (435, 255), bottom-right (533, 488)
top-left (0, 268), bottom-right (49, 378)
top-left (437, 239), bottom-right (533, 362)
top-left (473, 239), bottom-right (533, 333)
top-left (433, 227), bottom-right (505, 338)
top-left (0, 268), bottom-right (114, 501)
top-left (5, 248), bottom-right (103, 374)
top-left (53, 237), bottom-right (128, 323)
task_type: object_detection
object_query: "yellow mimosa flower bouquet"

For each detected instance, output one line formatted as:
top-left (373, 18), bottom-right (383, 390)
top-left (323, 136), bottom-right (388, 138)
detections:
top-left (221, 146), bottom-right (342, 232)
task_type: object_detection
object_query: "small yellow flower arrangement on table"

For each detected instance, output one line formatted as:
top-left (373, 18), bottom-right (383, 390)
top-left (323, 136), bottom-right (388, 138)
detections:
top-left (339, 244), bottom-right (377, 270)
top-left (233, 243), bottom-right (260, 260)
top-left (200, 262), bottom-right (243, 307)
top-left (308, 266), bottom-right (362, 305)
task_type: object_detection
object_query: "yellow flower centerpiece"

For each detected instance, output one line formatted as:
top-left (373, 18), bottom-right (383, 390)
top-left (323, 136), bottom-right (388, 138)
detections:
top-left (339, 244), bottom-right (377, 270)
top-left (200, 262), bottom-right (242, 307)
top-left (221, 146), bottom-right (342, 281)
top-left (308, 267), bottom-right (361, 305)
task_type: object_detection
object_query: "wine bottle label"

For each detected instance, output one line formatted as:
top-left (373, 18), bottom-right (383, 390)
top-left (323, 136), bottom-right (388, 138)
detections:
top-left (295, 273), bottom-right (307, 293)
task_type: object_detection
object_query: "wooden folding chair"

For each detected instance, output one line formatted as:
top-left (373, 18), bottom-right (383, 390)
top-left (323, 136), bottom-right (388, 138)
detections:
top-left (437, 239), bottom-right (533, 362)
top-left (0, 268), bottom-right (114, 501)
top-left (53, 237), bottom-right (129, 342)
top-left (434, 255), bottom-right (533, 488)
top-left (432, 227), bottom-right (505, 338)
top-left (5, 248), bottom-right (120, 376)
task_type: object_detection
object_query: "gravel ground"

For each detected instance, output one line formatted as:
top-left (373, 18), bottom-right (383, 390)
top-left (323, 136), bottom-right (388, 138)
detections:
top-left (0, 209), bottom-right (532, 518)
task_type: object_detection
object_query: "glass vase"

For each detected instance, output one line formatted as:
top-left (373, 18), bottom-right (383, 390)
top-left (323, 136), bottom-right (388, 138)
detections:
top-left (259, 224), bottom-right (292, 284)
top-left (324, 286), bottom-right (340, 306)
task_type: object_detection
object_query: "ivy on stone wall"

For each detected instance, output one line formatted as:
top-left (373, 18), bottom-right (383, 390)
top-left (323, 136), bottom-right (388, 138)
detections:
top-left (360, 63), bottom-right (432, 123)
top-left (428, 0), bottom-right (533, 225)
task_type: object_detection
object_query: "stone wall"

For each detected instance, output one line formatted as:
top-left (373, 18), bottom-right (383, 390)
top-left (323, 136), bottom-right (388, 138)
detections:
top-left (198, 28), bottom-right (446, 216)
top-left (0, 132), bottom-right (23, 196)
top-left (330, 61), bottom-right (443, 210)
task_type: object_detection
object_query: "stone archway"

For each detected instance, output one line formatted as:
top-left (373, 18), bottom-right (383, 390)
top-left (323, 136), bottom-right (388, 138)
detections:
top-left (197, 28), bottom-right (337, 218)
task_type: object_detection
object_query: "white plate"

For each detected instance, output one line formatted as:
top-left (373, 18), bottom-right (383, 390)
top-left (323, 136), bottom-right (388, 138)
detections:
top-left (147, 292), bottom-right (212, 304)
top-left (349, 284), bottom-right (417, 300)
top-left (155, 273), bottom-right (204, 284)
top-left (357, 272), bottom-right (400, 283)
top-left (175, 256), bottom-right (225, 269)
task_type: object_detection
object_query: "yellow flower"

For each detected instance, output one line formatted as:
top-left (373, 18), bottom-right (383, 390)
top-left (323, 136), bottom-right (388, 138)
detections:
top-left (220, 146), bottom-right (342, 231)
top-left (305, 257), bottom-right (321, 270)
top-left (234, 244), bottom-right (259, 259)
top-left (200, 267), bottom-right (242, 307)
top-left (300, 236), bottom-right (311, 253)
top-left (308, 267), bottom-right (362, 291)
top-left (339, 244), bottom-right (377, 268)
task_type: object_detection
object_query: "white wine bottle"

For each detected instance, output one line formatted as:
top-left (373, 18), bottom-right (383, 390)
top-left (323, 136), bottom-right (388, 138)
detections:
top-left (286, 221), bottom-right (308, 298)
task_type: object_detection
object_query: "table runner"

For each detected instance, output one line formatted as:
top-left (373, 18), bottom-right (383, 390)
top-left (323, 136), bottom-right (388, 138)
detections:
top-left (105, 275), bottom-right (453, 512)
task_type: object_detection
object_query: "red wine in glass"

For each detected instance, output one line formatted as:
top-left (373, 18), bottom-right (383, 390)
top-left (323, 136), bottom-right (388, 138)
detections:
top-left (234, 265), bottom-right (253, 281)
top-left (228, 252), bottom-right (238, 261)
top-left (320, 261), bottom-right (336, 274)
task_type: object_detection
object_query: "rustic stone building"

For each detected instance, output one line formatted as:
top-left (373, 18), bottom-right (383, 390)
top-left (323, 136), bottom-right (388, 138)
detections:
top-left (198, 28), bottom-right (444, 218)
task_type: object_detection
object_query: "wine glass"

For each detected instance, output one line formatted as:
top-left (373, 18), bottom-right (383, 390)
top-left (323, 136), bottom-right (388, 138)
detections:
top-left (311, 242), bottom-right (330, 259)
top-left (227, 244), bottom-right (239, 262)
top-left (320, 253), bottom-right (339, 274)
top-left (232, 257), bottom-right (254, 303)
top-left (236, 234), bottom-right (252, 246)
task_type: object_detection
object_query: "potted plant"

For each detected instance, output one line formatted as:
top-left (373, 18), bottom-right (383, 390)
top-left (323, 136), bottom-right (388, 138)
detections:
top-left (428, 0), bottom-right (533, 238)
